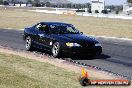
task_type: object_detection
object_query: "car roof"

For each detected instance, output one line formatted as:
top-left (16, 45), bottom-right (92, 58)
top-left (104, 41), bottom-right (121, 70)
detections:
top-left (40, 22), bottom-right (71, 25)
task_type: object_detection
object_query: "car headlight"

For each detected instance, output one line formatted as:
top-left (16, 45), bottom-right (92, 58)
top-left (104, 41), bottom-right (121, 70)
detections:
top-left (66, 43), bottom-right (81, 47)
top-left (95, 43), bottom-right (101, 47)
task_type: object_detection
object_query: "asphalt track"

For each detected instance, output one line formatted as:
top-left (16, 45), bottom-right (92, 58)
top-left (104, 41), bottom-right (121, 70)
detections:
top-left (0, 29), bottom-right (132, 80)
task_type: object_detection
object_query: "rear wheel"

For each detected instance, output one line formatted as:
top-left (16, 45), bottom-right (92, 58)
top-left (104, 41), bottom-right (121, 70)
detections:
top-left (52, 42), bottom-right (61, 58)
top-left (25, 36), bottom-right (33, 51)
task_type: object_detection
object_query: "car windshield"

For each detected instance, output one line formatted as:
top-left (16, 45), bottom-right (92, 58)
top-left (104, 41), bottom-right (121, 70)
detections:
top-left (49, 24), bottom-right (80, 34)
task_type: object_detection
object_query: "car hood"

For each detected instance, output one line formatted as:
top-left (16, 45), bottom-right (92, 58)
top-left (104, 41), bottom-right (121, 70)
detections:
top-left (63, 34), bottom-right (99, 44)
top-left (52, 34), bottom-right (99, 44)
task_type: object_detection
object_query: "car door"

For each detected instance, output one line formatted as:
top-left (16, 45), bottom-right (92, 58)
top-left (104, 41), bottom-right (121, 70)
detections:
top-left (37, 24), bottom-right (53, 51)
top-left (31, 23), bottom-right (43, 47)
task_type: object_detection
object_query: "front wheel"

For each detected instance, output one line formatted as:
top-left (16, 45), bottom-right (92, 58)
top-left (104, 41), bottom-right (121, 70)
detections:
top-left (52, 42), bottom-right (61, 58)
top-left (25, 36), bottom-right (33, 51)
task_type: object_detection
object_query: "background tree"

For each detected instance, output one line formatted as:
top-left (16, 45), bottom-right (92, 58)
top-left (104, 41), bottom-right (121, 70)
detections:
top-left (27, 0), bottom-right (32, 3)
top-left (76, 4), bottom-right (82, 9)
top-left (0, 0), bottom-right (3, 4)
top-left (32, 0), bottom-right (40, 7)
top-left (66, 3), bottom-right (72, 8)
top-left (11, 0), bottom-right (16, 5)
top-left (3, 0), bottom-right (9, 5)
top-left (45, 1), bottom-right (51, 7)
top-left (127, 0), bottom-right (132, 3)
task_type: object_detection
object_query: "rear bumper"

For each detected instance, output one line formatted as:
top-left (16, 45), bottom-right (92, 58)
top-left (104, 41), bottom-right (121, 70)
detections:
top-left (62, 46), bottom-right (102, 56)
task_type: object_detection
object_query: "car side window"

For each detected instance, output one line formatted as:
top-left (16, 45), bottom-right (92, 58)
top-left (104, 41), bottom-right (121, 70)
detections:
top-left (35, 24), bottom-right (45, 31)
top-left (36, 24), bottom-right (41, 29)
top-left (36, 23), bottom-right (49, 33)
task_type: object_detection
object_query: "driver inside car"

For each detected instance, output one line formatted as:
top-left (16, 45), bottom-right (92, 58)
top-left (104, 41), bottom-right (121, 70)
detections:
top-left (39, 25), bottom-right (49, 33)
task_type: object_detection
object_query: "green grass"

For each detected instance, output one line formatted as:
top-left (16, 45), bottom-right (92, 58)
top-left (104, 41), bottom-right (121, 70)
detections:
top-left (0, 53), bottom-right (130, 88)
top-left (0, 53), bottom-right (82, 88)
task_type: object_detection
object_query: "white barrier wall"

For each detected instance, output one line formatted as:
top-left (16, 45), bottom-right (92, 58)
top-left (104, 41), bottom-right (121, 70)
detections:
top-left (15, 4), bottom-right (26, 7)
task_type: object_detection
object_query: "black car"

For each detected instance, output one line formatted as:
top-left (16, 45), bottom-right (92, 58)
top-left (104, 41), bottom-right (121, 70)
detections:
top-left (23, 22), bottom-right (102, 58)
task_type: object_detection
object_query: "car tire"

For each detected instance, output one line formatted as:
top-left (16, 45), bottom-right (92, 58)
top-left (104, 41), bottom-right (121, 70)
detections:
top-left (52, 42), bottom-right (61, 58)
top-left (25, 36), bottom-right (33, 51)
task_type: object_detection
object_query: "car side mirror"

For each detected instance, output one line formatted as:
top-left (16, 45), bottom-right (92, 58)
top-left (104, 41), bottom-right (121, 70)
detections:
top-left (80, 32), bottom-right (83, 34)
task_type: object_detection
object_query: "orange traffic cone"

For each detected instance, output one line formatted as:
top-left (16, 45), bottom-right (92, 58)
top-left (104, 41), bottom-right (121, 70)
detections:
top-left (79, 68), bottom-right (91, 86)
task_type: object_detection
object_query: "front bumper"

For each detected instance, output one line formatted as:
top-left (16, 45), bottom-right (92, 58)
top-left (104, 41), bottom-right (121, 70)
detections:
top-left (62, 46), bottom-right (102, 56)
